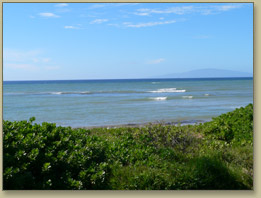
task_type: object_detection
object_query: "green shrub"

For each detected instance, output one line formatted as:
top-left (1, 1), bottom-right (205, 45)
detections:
top-left (199, 103), bottom-right (253, 145)
top-left (3, 120), bottom-right (110, 190)
top-left (3, 104), bottom-right (253, 190)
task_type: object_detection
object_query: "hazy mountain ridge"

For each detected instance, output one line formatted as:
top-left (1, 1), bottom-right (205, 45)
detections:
top-left (155, 68), bottom-right (253, 78)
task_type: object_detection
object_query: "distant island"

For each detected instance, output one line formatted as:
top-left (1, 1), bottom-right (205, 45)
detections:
top-left (154, 68), bottom-right (253, 79)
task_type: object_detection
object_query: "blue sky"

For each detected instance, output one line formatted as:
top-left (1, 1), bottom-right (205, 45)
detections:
top-left (3, 3), bottom-right (253, 80)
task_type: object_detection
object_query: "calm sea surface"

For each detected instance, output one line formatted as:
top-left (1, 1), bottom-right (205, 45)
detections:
top-left (3, 78), bottom-right (253, 127)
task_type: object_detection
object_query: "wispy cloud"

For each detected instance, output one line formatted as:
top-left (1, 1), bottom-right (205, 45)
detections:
top-left (4, 49), bottom-right (58, 71)
top-left (88, 4), bottom-right (107, 9)
top-left (44, 66), bottom-right (60, 70)
top-left (134, 3), bottom-right (244, 16)
top-left (134, 12), bottom-right (150, 16)
top-left (114, 3), bottom-right (140, 7)
top-left (135, 6), bottom-right (194, 16)
top-left (5, 63), bottom-right (60, 71)
top-left (42, 58), bottom-right (51, 62)
top-left (4, 49), bottom-right (42, 62)
top-left (198, 4), bottom-right (244, 15)
top-left (88, 3), bottom-right (139, 9)
top-left (55, 3), bottom-right (68, 7)
top-left (5, 63), bottom-right (38, 70)
top-left (39, 12), bottom-right (60, 18)
top-left (199, 9), bottom-right (212, 16)
top-left (147, 58), bottom-right (165, 64)
top-left (108, 23), bottom-right (120, 27)
top-left (214, 4), bottom-right (243, 11)
top-left (90, 19), bottom-right (109, 24)
top-left (64, 25), bottom-right (78, 29)
top-left (123, 20), bottom-right (176, 28)
top-left (32, 57), bottom-right (51, 63)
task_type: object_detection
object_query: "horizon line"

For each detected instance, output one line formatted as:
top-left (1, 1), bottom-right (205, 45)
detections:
top-left (3, 76), bottom-right (253, 82)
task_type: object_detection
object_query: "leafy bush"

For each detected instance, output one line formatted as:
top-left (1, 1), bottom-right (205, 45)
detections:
top-left (3, 104), bottom-right (253, 190)
top-left (199, 103), bottom-right (253, 145)
top-left (3, 119), bottom-right (110, 190)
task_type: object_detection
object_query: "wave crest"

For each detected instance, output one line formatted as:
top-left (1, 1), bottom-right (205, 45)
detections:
top-left (150, 97), bottom-right (167, 101)
top-left (182, 96), bottom-right (193, 99)
top-left (148, 88), bottom-right (186, 93)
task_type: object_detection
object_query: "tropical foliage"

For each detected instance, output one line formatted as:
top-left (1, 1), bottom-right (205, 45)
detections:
top-left (3, 104), bottom-right (253, 190)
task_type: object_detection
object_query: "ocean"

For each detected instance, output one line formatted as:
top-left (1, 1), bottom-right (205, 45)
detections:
top-left (3, 78), bottom-right (253, 128)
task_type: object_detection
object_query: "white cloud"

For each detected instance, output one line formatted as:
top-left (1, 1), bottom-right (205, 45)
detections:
top-left (90, 19), bottom-right (109, 24)
top-left (4, 49), bottom-right (56, 71)
top-left (200, 9), bottom-right (213, 16)
top-left (114, 3), bottom-right (140, 7)
top-left (42, 58), bottom-right (51, 62)
top-left (5, 63), bottom-right (59, 71)
top-left (214, 4), bottom-right (242, 11)
top-left (159, 6), bottom-right (194, 14)
top-left (55, 3), bottom-right (68, 7)
top-left (4, 49), bottom-right (42, 62)
top-left (134, 12), bottom-right (150, 16)
top-left (44, 66), bottom-right (60, 70)
top-left (64, 24), bottom-right (82, 29)
top-left (39, 12), bottom-right (60, 18)
top-left (32, 58), bottom-right (51, 63)
top-left (123, 20), bottom-right (176, 28)
top-left (88, 3), bottom-right (139, 9)
top-left (147, 58), bottom-right (165, 64)
top-left (5, 63), bottom-right (38, 71)
top-left (134, 4), bottom-right (244, 16)
top-left (195, 5), bottom-right (243, 15)
top-left (108, 23), bottom-right (120, 27)
top-left (32, 58), bottom-right (39, 63)
top-left (135, 6), bottom-right (194, 16)
top-left (64, 25), bottom-right (78, 29)
top-left (88, 4), bottom-right (106, 9)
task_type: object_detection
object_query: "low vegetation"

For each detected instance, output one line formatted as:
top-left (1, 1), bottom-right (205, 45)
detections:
top-left (3, 104), bottom-right (253, 190)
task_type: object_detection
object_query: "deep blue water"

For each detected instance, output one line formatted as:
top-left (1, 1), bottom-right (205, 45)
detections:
top-left (3, 77), bottom-right (253, 127)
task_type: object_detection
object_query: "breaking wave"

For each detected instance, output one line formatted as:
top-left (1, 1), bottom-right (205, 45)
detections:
top-left (149, 97), bottom-right (168, 101)
top-left (148, 88), bottom-right (186, 93)
top-left (182, 96), bottom-right (194, 99)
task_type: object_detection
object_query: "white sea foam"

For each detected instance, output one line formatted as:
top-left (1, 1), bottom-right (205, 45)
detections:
top-left (204, 94), bottom-right (210, 96)
top-left (80, 91), bottom-right (91, 94)
top-left (148, 88), bottom-right (186, 93)
top-left (182, 96), bottom-right (193, 99)
top-left (51, 92), bottom-right (62, 95)
top-left (150, 97), bottom-right (167, 101)
top-left (51, 91), bottom-right (91, 95)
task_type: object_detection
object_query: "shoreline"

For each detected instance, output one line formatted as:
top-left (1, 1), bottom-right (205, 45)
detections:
top-left (74, 119), bottom-right (209, 130)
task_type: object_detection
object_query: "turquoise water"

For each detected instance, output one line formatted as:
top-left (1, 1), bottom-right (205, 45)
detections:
top-left (3, 78), bottom-right (253, 127)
